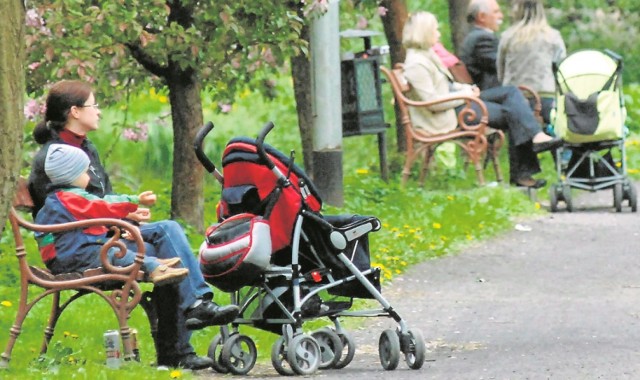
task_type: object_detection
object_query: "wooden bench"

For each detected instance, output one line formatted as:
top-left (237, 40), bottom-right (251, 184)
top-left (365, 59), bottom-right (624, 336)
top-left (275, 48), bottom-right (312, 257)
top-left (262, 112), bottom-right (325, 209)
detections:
top-left (381, 64), bottom-right (505, 186)
top-left (0, 178), bottom-right (158, 368)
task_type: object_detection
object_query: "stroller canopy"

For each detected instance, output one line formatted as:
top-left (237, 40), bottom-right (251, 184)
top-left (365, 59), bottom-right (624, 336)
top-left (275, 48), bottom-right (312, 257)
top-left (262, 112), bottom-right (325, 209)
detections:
top-left (556, 49), bottom-right (622, 97)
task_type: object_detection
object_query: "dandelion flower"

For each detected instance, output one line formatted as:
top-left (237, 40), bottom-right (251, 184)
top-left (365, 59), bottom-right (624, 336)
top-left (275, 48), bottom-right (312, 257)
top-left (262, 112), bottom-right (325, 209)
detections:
top-left (1, 301), bottom-right (12, 307)
top-left (64, 331), bottom-right (70, 337)
top-left (356, 169), bottom-right (369, 175)
top-left (432, 222), bottom-right (441, 229)
top-left (535, 202), bottom-right (541, 210)
top-left (170, 370), bottom-right (182, 378)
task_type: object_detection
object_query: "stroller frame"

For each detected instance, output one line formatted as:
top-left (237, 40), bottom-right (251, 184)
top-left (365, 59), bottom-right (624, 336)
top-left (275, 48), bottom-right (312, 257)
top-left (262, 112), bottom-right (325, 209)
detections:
top-left (549, 49), bottom-right (637, 212)
top-left (194, 121), bottom-right (426, 376)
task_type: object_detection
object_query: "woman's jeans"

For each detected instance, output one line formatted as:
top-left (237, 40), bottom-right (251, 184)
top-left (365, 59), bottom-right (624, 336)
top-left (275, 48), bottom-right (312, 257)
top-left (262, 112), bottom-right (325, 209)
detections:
top-left (126, 220), bottom-right (214, 360)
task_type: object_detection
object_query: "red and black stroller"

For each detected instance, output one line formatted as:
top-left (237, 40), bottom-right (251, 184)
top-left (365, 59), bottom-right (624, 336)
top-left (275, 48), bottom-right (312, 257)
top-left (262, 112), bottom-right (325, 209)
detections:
top-left (194, 121), bottom-right (426, 376)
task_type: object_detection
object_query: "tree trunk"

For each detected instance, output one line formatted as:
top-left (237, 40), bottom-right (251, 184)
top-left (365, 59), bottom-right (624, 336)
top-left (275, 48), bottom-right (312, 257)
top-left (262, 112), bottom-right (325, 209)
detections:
top-left (449, 0), bottom-right (471, 55)
top-left (166, 67), bottom-right (205, 232)
top-left (380, 0), bottom-right (408, 152)
top-left (291, 24), bottom-right (314, 175)
top-left (0, 1), bottom-right (25, 232)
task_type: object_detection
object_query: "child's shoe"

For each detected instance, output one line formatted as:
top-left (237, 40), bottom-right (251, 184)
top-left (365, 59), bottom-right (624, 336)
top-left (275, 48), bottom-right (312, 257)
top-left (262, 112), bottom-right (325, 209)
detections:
top-left (149, 265), bottom-right (189, 286)
top-left (157, 257), bottom-right (182, 268)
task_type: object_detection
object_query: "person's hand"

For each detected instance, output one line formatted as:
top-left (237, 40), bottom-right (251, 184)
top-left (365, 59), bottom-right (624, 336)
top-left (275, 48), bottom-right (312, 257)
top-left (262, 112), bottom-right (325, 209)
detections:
top-left (121, 225), bottom-right (141, 241)
top-left (138, 191), bottom-right (157, 206)
top-left (471, 85), bottom-right (481, 97)
top-left (126, 208), bottom-right (151, 223)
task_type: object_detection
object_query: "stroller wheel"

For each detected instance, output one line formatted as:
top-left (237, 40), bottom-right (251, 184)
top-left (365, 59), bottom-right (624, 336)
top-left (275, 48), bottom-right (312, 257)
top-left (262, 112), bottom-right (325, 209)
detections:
top-left (221, 333), bottom-right (257, 375)
top-left (562, 185), bottom-right (573, 212)
top-left (628, 182), bottom-right (638, 212)
top-left (549, 184), bottom-right (559, 212)
top-left (207, 334), bottom-right (229, 374)
top-left (378, 329), bottom-right (401, 371)
top-left (286, 333), bottom-right (321, 376)
top-left (271, 336), bottom-right (295, 376)
top-left (614, 183), bottom-right (624, 212)
top-left (333, 330), bottom-right (356, 369)
top-left (311, 327), bottom-right (344, 369)
top-left (402, 329), bottom-right (426, 370)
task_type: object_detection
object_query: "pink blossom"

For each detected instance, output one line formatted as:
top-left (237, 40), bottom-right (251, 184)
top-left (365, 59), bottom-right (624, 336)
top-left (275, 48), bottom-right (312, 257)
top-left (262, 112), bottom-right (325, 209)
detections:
top-left (25, 9), bottom-right (43, 28)
top-left (304, 0), bottom-right (329, 17)
top-left (28, 62), bottom-right (41, 71)
top-left (23, 99), bottom-right (43, 121)
top-left (122, 128), bottom-right (139, 141)
top-left (356, 16), bottom-right (368, 30)
top-left (378, 7), bottom-right (388, 17)
top-left (123, 122), bottom-right (150, 142)
top-left (261, 48), bottom-right (276, 66)
top-left (219, 103), bottom-right (232, 113)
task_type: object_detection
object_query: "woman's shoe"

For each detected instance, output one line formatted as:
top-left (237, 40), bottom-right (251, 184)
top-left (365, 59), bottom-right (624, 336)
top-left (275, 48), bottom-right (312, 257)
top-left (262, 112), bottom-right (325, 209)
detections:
top-left (510, 177), bottom-right (547, 189)
top-left (532, 136), bottom-right (563, 153)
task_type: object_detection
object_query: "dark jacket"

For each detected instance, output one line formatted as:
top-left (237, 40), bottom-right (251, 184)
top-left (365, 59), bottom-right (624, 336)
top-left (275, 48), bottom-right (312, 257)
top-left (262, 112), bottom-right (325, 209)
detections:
top-left (460, 26), bottom-right (500, 90)
top-left (28, 133), bottom-right (113, 217)
top-left (34, 186), bottom-right (138, 271)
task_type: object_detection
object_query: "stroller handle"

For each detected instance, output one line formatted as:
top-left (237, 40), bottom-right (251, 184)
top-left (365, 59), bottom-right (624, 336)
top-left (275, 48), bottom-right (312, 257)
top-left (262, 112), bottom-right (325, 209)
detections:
top-left (604, 49), bottom-right (623, 64)
top-left (256, 121), bottom-right (289, 184)
top-left (194, 121), bottom-right (224, 184)
top-left (256, 121), bottom-right (276, 170)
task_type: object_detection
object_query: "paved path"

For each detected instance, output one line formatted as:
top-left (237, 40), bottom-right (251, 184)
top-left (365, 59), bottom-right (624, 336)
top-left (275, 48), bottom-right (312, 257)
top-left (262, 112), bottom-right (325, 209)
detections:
top-left (200, 187), bottom-right (640, 379)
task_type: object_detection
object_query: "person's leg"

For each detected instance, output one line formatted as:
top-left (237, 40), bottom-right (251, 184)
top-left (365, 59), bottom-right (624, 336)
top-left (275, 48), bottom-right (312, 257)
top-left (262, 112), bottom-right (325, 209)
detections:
top-left (136, 221), bottom-right (239, 330)
top-left (480, 86), bottom-right (542, 146)
top-left (508, 141), bottom-right (542, 184)
top-left (540, 97), bottom-right (555, 127)
top-left (108, 247), bottom-right (158, 273)
top-left (457, 95), bottom-right (543, 184)
top-left (139, 221), bottom-right (212, 303)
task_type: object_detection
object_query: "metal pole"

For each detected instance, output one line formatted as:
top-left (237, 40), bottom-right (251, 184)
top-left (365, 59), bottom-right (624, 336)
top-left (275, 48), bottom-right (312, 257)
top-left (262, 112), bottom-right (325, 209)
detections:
top-left (310, 0), bottom-right (343, 206)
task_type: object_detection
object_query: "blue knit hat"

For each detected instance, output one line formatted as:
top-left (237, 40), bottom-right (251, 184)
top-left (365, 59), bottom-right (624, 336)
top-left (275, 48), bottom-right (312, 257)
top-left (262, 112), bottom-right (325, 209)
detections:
top-left (45, 144), bottom-right (90, 185)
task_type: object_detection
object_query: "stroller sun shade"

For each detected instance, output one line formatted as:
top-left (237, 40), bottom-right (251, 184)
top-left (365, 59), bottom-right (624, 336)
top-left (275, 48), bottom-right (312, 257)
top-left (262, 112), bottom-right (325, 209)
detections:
top-left (219, 137), bottom-right (323, 252)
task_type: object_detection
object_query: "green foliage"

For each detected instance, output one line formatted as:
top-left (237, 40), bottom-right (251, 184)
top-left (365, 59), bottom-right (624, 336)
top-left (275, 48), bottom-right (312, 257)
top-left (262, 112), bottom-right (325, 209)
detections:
top-left (25, 2), bottom-right (307, 104)
top-left (624, 83), bottom-right (640, 132)
top-left (531, 2), bottom-right (640, 84)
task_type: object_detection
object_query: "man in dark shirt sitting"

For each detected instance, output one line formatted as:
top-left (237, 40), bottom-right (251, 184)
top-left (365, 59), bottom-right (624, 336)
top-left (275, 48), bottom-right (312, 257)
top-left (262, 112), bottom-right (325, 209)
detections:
top-left (460, 0), bottom-right (504, 90)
